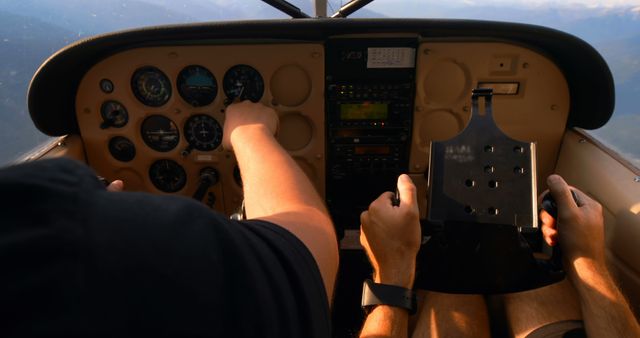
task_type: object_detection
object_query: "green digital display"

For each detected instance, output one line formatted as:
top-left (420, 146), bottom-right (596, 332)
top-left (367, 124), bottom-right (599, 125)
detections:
top-left (340, 103), bottom-right (389, 120)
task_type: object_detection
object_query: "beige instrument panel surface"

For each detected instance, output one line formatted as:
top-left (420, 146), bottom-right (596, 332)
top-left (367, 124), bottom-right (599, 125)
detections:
top-left (76, 40), bottom-right (570, 216)
top-left (77, 44), bottom-right (326, 215)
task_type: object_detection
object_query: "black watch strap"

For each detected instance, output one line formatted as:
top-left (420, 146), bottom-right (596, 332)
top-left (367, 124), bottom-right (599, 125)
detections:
top-left (361, 279), bottom-right (417, 315)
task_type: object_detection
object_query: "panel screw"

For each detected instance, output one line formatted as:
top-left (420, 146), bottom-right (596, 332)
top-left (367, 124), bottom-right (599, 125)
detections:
top-left (634, 176), bottom-right (640, 183)
top-left (579, 138), bottom-right (587, 144)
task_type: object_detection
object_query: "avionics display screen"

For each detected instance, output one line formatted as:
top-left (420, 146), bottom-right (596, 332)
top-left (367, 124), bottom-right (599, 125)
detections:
top-left (340, 103), bottom-right (388, 120)
top-left (354, 146), bottom-right (391, 155)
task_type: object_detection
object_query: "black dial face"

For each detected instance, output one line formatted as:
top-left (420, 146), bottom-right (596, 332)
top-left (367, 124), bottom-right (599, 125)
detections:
top-left (184, 114), bottom-right (223, 151)
top-left (100, 101), bottom-right (128, 128)
top-left (149, 159), bottom-right (187, 193)
top-left (177, 65), bottom-right (217, 107)
top-left (141, 115), bottom-right (180, 152)
top-left (108, 136), bottom-right (136, 162)
top-left (223, 64), bottom-right (264, 102)
top-left (132, 66), bottom-right (172, 107)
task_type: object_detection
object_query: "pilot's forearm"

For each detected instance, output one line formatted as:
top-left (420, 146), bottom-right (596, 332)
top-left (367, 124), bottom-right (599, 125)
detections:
top-left (230, 124), bottom-right (327, 218)
top-left (569, 258), bottom-right (640, 337)
top-left (360, 306), bottom-right (409, 338)
top-left (360, 260), bottom-right (415, 338)
top-left (230, 123), bottom-right (338, 297)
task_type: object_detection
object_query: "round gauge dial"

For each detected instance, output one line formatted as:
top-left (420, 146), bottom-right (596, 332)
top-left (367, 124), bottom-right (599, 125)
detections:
top-left (184, 114), bottom-right (223, 151)
top-left (108, 136), bottom-right (136, 162)
top-left (132, 66), bottom-right (172, 107)
top-left (177, 65), bottom-right (217, 107)
top-left (223, 64), bottom-right (264, 102)
top-left (100, 101), bottom-right (128, 128)
top-left (141, 115), bottom-right (180, 152)
top-left (149, 159), bottom-right (187, 193)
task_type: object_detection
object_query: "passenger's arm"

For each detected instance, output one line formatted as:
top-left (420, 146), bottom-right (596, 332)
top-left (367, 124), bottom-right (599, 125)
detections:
top-left (359, 175), bottom-right (421, 338)
top-left (543, 174), bottom-right (640, 337)
top-left (223, 101), bottom-right (338, 298)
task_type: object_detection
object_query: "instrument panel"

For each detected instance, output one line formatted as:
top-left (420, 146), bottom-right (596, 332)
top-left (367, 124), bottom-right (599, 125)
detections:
top-left (75, 38), bottom-right (570, 231)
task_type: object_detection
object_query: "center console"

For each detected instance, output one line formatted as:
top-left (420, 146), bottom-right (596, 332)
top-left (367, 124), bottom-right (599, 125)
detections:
top-left (325, 38), bottom-right (418, 235)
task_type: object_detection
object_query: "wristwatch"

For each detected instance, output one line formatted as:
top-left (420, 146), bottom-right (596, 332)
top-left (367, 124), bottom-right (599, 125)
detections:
top-left (361, 279), bottom-right (417, 314)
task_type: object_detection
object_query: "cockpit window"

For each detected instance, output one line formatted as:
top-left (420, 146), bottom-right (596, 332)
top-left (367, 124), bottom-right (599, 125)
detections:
top-left (0, 0), bottom-right (291, 165)
top-left (377, 0), bottom-right (640, 168)
top-left (364, 0), bottom-right (640, 168)
top-left (0, 0), bottom-right (638, 167)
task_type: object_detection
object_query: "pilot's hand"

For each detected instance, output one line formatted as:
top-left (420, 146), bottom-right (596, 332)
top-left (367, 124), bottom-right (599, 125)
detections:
top-left (106, 180), bottom-right (124, 192)
top-left (541, 174), bottom-right (605, 268)
top-left (223, 101), bottom-right (279, 151)
top-left (360, 174), bottom-right (421, 288)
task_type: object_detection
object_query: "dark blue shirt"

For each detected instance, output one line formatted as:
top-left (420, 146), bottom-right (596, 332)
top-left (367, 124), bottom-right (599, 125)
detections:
top-left (0, 158), bottom-right (330, 337)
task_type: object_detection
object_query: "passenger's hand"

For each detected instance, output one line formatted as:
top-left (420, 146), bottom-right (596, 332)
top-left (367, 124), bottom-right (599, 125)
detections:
top-left (360, 174), bottom-right (421, 288)
top-left (542, 174), bottom-right (606, 269)
top-left (222, 101), bottom-right (279, 151)
top-left (106, 179), bottom-right (124, 192)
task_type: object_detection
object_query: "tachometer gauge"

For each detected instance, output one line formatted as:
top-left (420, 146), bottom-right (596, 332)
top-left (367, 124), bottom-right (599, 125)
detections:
top-left (141, 115), bottom-right (179, 152)
top-left (223, 64), bottom-right (264, 102)
top-left (149, 159), bottom-right (187, 193)
top-left (132, 66), bottom-right (172, 107)
top-left (108, 136), bottom-right (136, 162)
top-left (177, 65), bottom-right (217, 107)
top-left (100, 101), bottom-right (128, 128)
top-left (184, 114), bottom-right (223, 151)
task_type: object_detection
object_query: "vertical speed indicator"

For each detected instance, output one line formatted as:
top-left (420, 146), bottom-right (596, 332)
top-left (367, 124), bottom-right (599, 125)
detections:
top-left (223, 64), bottom-right (264, 102)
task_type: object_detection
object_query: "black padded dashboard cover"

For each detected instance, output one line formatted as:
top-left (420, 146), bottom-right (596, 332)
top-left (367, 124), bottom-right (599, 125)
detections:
top-left (28, 18), bottom-right (614, 136)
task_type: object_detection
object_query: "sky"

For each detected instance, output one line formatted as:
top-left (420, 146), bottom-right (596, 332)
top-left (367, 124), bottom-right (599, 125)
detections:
top-left (328, 0), bottom-right (640, 8)
top-left (462, 0), bottom-right (640, 7)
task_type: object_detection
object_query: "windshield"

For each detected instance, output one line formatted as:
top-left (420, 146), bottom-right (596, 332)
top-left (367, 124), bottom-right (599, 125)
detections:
top-left (1, 0), bottom-right (638, 167)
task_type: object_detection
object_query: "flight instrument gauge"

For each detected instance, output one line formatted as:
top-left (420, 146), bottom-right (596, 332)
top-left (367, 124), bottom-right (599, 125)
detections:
top-left (184, 114), bottom-right (223, 151)
top-left (141, 115), bottom-right (179, 152)
top-left (223, 64), bottom-right (264, 102)
top-left (132, 66), bottom-right (172, 107)
top-left (108, 136), bottom-right (136, 162)
top-left (100, 101), bottom-right (128, 128)
top-left (149, 159), bottom-right (187, 193)
top-left (177, 65), bottom-right (217, 107)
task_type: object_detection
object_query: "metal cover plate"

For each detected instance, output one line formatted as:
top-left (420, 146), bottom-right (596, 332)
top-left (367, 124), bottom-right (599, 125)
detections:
top-left (428, 88), bottom-right (537, 229)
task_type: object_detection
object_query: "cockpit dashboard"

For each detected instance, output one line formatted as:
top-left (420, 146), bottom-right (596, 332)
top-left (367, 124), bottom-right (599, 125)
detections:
top-left (28, 19), bottom-right (614, 235)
